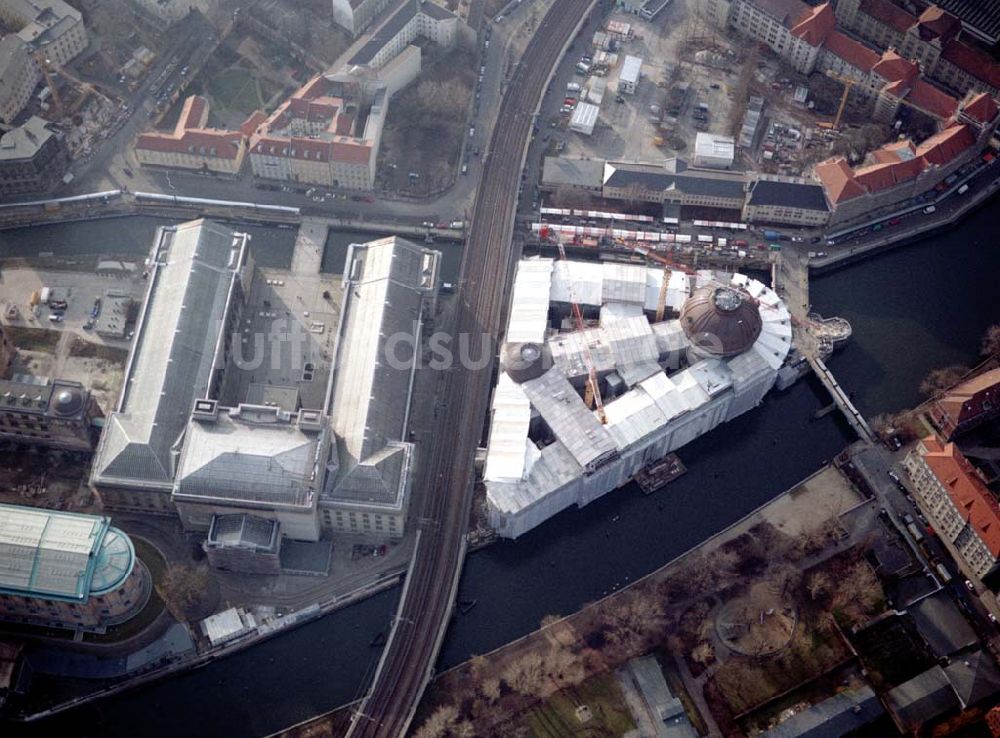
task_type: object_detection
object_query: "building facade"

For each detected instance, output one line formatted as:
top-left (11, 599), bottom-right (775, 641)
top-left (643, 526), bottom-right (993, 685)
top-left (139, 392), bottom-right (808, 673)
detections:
top-left (0, 116), bottom-right (69, 198)
top-left (603, 158), bottom-right (748, 210)
top-left (836, 0), bottom-right (1000, 97)
top-left (743, 176), bottom-right (831, 226)
top-left (0, 324), bottom-right (13, 379)
top-left (0, 377), bottom-right (102, 451)
top-left (0, 504), bottom-right (149, 632)
top-left (135, 96), bottom-right (247, 175)
top-left (0, 0), bottom-right (88, 67)
top-left (0, 35), bottom-right (39, 125)
top-left (91, 220), bottom-right (252, 513)
top-left (929, 368), bottom-right (1000, 440)
top-left (904, 437), bottom-right (1000, 578)
top-left (331, 0), bottom-right (397, 36)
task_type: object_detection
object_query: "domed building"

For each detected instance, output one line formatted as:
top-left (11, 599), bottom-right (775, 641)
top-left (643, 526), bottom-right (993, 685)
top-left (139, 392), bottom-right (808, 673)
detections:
top-left (680, 283), bottom-right (763, 360)
top-left (482, 258), bottom-right (793, 539)
top-left (0, 503), bottom-right (150, 633)
top-left (0, 377), bottom-right (103, 452)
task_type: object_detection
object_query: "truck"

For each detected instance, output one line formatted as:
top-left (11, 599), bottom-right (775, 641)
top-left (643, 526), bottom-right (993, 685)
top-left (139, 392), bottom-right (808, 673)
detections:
top-left (935, 562), bottom-right (953, 583)
top-left (566, 82), bottom-right (581, 92)
top-left (449, 220), bottom-right (466, 229)
top-left (39, 287), bottom-right (51, 305)
top-left (762, 229), bottom-right (787, 242)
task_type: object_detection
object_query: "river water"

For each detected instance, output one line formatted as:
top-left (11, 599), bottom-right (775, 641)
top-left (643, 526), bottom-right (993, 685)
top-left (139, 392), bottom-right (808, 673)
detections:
top-left (2, 202), bottom-right (999, 737)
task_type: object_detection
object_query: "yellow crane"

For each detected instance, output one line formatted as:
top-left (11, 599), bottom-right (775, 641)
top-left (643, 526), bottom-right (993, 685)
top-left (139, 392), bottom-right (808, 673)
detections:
top-left (819, 70), bottom-right (857, 130)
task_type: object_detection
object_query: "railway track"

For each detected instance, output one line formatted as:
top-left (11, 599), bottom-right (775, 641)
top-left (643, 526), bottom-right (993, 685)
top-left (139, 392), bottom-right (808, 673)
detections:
top-left (345, 2), bottom-right (596, 736)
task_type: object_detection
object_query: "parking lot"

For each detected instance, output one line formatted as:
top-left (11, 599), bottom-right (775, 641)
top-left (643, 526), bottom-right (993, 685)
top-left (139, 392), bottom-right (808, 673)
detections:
top-left (555, 3), bottom-right (746, 166)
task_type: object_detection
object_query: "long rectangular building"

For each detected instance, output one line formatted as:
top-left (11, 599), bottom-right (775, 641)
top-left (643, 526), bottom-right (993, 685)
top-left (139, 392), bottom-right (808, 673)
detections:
top-left (91, 220), bottom-right (252, 512)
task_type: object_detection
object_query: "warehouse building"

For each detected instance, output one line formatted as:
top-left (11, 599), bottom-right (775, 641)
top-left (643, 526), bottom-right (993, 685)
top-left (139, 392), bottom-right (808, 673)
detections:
top-left (618, 55), bottom-right (642, 94)
top-left (569, 102), bottom-right (599, 136)
top-left (91, 220), bottom-right (253, 513)
top-left (603, 158), bottom-right (748, 211)
top-left (0, 503), bottom-right (149, 632)
top-left (693, 132), bottom-right (735, 170)
top-left (484, 258), bottom-right (792, 538)
top-left (540, 156), bottom-right (604, 196)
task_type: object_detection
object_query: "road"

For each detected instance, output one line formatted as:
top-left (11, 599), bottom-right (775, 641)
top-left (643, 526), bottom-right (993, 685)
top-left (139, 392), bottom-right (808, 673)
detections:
top-left (344, 1), bottom-right (599, 736)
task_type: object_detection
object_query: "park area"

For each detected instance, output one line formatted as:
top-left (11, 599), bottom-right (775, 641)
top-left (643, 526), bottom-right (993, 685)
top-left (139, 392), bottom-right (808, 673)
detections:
top-left (398, 465), bottom-right (893, 738)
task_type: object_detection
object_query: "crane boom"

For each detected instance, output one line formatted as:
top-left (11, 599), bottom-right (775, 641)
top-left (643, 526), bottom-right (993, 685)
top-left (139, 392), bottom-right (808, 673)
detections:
top-left (555, 240), bottom-right (607, 425)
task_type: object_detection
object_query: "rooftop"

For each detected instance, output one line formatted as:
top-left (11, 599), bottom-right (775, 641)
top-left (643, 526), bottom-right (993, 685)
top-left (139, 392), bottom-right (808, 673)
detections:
top-left (859, 0), bottom-right (915, 34)
top-left (347, 0), bottom-right (454, 67)
top-left (886, 666), bottom-right (959, 732)
top-left (747, 178), bottom-right (830, 211)
top-left (920, 437), bottom-right (1000, 556)
top-left (136, 96), bottom-right (244, 160)
top-left (541, 156), bottom-right (605, 189)
top-left (0, 378), bottom-right (92, 420)
top-left (92, 220), bottom-right (250, 491)
top-left (822, 30), bottom-right (880, 72)
top-left (0, 117), bottom-right (55, 162)
top-left (604, 159), bottom-right (747, 200)
top-left (760, 686), bottom-right (883, 738)
top-left (322, 236), bottom-right (439, 509)
top-left (0, 503), bottom-right (135, 603)
top-left (175, 404), bottom-right (328, 510)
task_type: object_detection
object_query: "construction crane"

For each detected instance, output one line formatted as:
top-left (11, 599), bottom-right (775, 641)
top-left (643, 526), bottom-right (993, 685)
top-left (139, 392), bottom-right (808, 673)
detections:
top-left (554, 238), bottom-right (608, 425)
top-left (625, 243), bottom-right (696, 321)
top-left (820, 70), bottom-right (857, 130)
top-left (32, 52), bottom-right (63, 117)
top-left (33, 53), bottom-right (116, 118)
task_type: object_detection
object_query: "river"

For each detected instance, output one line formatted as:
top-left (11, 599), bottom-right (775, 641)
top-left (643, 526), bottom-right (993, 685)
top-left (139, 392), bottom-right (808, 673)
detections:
top-left (2, 201), bottom-right (999, 737)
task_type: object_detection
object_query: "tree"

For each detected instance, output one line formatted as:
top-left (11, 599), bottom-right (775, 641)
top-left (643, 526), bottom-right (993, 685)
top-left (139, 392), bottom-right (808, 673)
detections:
top-left (157, 564), bottom-right (211, 622)
top-left (691, 642), bottom-right (714, 665)
top-left (807, 571), bottom-right (833, 601)
top-left (981, 324), bottom-right (1000, 357)
top-left (502, 652), bottom-right (545, 695)
top-left (540, 613), bottom-right (562, 629)
top-left (920, 365), bottom-right (969, 397)
top-left (479, 677), bottom-right (502, 704)
top-left (412, 705), bottom-right (459, 738)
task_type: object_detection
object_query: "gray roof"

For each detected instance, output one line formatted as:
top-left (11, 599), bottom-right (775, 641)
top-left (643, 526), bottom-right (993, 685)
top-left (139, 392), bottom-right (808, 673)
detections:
top-left (0, 117), bottom-right (54, 161)
top-left (92, 220), bottom-right (249, 491)
top-left (175, 405), bottom-right (327, 509)
top-left (604, 160), bottom-right (747, 200)
top-left (760, 686), bottom-right (883, 738)
top-left (323, 236), bottom-right (438, 508)
top-left (945, 651), bottom-right (1000, 708)
top-left (909, 592), bottom-right (978, 658)
top-left (887, 666), bottom-right (960, 731)
top-left (542, 157), bottom-right (605, 189)
top-left (207, 513), bottom-right (279, 552)
top-left (748, 179), bottom-right (830, 212)
top-left (0, 378), bottom-right (90, 420)
top-left (0, 35), bottom-right (31, 113)
top-left (348, 0), bottom-right (454, 66)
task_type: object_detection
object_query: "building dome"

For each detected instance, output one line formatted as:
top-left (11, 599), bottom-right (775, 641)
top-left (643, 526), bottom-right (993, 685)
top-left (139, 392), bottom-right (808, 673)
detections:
top-left (52, 387), bottom-right (84, 416)
top-left (679, 284), bottom-right (762, 358)
top-left (501, 342), bottom-right (552, 384)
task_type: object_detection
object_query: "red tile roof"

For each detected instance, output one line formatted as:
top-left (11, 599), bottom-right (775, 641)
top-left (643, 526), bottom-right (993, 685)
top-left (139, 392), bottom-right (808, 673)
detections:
top-left (815, 158), bottom-right (866, 202)
top-left (790, 2), bottom-right (835, 46)
top-left (873, 49), bottom-right (919, 84)
top-left (331, 139), bottom-right (371, 165)
top-left (921, 437), bottom-right (1000, 557)
top-left (823, 30), bottom-right (880, 72)
top-left (963, 92), bottom-right (1000, 124)
top-left (136, 95), bottom-right (244, 160)
top-left (854, 155), bottom-right (923, 190)
top-left (916, 122), bottom-right (976, 166)
top-left (942, 40), bottom-right (1000, 90)
top-left (871, 140), bottom-right (916, 162)
top-left (916, 6), bottom-right (960, 40)
top-left (859, 0), bottom-right (915, 34)
top-left (905, 78), bottom-right (960, 119)
top-left (239, 110), bottom-right (267, 137)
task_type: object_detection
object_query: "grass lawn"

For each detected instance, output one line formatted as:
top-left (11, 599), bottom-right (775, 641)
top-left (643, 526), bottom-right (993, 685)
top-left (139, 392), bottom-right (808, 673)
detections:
top-left (3, 325), bottom-right (60, 352)
top-left (710, 609), bottom-right (851, 716)
top-left (68, 337), bottom-right (129, 363)
top-left (208, 66), bottom-right (263, 115)
top-left (521, 671), bottom-right (635, 738)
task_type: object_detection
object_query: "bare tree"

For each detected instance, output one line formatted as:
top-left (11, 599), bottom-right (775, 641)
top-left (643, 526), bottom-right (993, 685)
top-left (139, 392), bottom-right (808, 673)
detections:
top-left (157, 564), bottom-right (211, 622)
top-left (412, 705), bottom-right (460, 738)
top-left (919, 365), bottom-right (969, 397)
top-left (981, 324), bottom-right (1000, 357)
top-left (502, 652), bottom-right (545, 695)
top-left (479, 676), bottom-right (502, 704)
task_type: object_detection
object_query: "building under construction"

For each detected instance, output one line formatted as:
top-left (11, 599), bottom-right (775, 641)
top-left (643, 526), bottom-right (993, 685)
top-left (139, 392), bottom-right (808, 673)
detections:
top-left (483, 257), bottom-right (793, 538)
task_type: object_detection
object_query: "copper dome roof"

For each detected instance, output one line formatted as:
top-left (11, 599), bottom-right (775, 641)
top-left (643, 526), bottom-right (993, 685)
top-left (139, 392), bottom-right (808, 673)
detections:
top-left (679, 284), bottom-right (762, 358)
top-left (501, 342), bottom-right (553, 384)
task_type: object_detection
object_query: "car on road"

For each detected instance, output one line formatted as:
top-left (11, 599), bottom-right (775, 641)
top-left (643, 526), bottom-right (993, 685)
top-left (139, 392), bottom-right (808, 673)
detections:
top-left (469, 126), bottom-right (475, 138)
top-left (965, 579), bottom-right (976, 592)
top-left (888, 470), bottom-right (901, 484)
top-left (122, 167), bottom-right (134, 178)
top-left (461, 162), bottom-right (468, 175)
top-left (91, 298), bottom-right (101, 319)
top-left (48, 314), bottom-right (63, 323)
